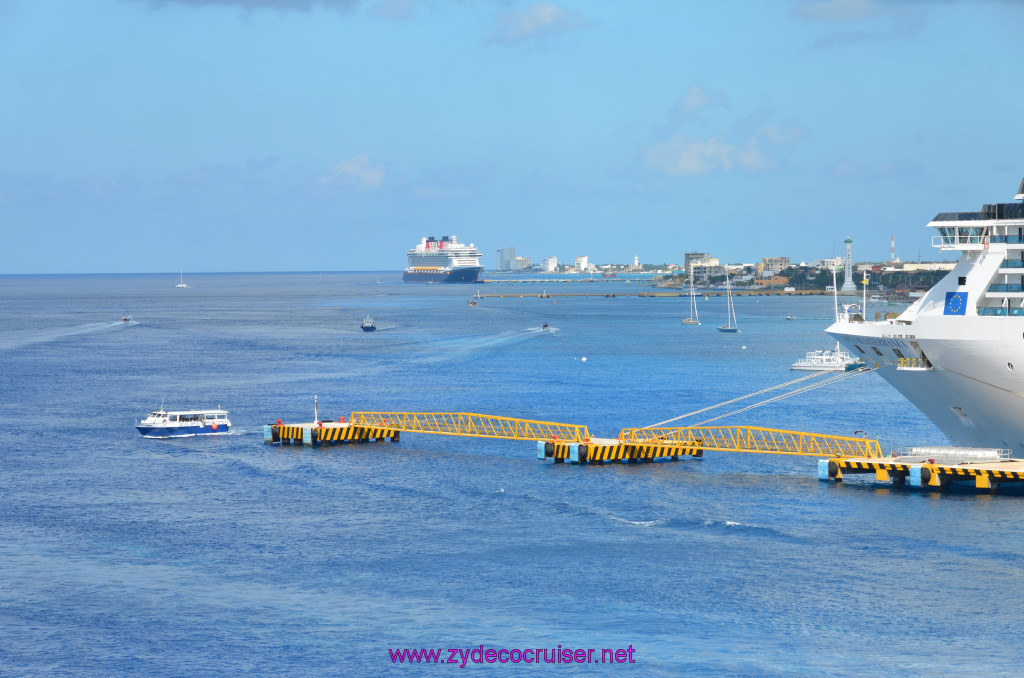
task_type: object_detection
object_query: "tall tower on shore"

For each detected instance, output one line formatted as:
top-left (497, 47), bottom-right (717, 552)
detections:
top-left (841, 237), bottom-right (857, 293)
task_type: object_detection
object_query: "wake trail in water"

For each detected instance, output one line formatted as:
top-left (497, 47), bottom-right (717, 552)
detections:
top-left (0, 322), bottom-right (132, 351)
top-left (413, 328), bottom-right (554, 363)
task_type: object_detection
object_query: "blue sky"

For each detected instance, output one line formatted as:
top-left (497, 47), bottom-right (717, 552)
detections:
top-left (1, 0), bottom-right (1022, 273)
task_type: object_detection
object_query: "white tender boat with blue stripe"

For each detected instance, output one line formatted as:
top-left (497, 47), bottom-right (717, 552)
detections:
top-left (136, 408), bottom-right (231, 437)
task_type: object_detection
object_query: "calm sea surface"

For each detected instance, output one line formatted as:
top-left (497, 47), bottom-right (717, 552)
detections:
top-left (2, 273), bottom-right (1022, 676)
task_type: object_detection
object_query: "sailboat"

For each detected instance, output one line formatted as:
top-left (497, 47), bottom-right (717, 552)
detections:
top-left (717, 275), bottom-right (739, 332)
top-left (681, 278), bottom-right (700, 325)
top-left (175, 272), bottom-right (188, 288)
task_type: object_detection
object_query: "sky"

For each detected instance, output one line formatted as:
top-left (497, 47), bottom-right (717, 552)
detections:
top-left (1, 0), bottom-right (1023, 274)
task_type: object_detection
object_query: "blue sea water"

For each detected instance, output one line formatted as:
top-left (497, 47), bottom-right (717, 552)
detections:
top-left (2, 272), bottom-right (1024, 676)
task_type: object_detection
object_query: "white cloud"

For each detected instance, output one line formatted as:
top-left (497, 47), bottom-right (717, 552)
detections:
top-left (645, 136), bottom-right (770, 176)
top-left (488, 3), bottom-right (588, 45)
top-left (646, 102), bottom-right (804, 177)
top-left (319, 153), bottom-right (385, 190)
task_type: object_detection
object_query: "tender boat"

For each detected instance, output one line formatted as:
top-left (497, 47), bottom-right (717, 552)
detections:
top-left (541, 322), bottom-right (550, 330)
top-left (121, 311), bottom-right (133, 324)
top-left (785, 314), bottom-right (798, 321)
top-left (136, 408), bottom-right (231, 437)
top-left (790, 342), bottom-right (864, 371)
top-left (361, 315), bottom-right (376, 332)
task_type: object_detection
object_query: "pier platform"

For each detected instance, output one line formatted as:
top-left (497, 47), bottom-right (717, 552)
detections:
top-left (820, 449), bottom-right (1024, 491)
top-left (264, 420), bottom-right (400, 447)
top-left (266, 410), bottom-right (1024, 493)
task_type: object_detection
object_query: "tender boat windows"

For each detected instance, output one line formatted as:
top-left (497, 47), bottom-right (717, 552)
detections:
top-left (169, 415), bottom-right (178, 421)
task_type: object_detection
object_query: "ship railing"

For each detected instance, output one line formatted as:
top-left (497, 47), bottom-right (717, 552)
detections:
top-left (931, 234), bottom-right (988, 250)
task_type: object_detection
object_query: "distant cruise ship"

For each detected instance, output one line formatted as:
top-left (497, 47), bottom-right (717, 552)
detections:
top-left (403, 235), bottom-right (484, 283)
top-left (827, 177), bottom-right (1024, 451)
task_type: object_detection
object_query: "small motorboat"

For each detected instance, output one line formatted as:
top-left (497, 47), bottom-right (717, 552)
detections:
top-left (361, 315), bottom-right (376, 332)
top-left (121, 311), bottom-right (133, 324)
top-left (785, 314), bottom-right (798, 321)
top-left (541, 322), bottom-right (550, 330)
top-left (467, 299), bottom-right (477, 306)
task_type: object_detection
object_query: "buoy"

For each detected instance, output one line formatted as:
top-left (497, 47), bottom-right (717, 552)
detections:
top-left (212, 423), bottom-right (218, 430)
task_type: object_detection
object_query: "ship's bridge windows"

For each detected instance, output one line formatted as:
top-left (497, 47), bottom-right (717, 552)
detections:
top-left (893, 348), bottom-right (905, 359)
top-left (853, 345), bottom-right (866, 354)
top-left (871, 346), bottom-right (884, 357)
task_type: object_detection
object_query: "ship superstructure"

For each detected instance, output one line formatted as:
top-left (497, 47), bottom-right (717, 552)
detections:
top-left (827, 178), bottom-right (1024, 451)
top-left (403, 235), bottom-right (484, 283)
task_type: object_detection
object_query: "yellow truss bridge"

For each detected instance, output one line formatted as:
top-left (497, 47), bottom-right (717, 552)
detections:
top-left (618, 425), bottom-right (882, 458)
top-left (350, 412), bottom-right (590, 443)
top-left (348, 412), bottom-right (882, 459)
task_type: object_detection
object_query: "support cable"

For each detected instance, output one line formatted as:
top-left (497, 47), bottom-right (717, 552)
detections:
top-left (647, 370), bottom-right (834, 428)
top-left (691, 366), bottom-right (878, 426)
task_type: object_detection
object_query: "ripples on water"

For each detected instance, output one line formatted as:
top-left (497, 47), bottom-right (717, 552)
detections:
top-left (2, 273), bottom-right (1023, 676)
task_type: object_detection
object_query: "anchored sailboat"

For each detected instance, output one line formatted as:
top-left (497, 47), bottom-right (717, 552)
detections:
top-left (717, 275), bottom-right (739, 332)
top-left (681, 278), bottom-right (700, 325)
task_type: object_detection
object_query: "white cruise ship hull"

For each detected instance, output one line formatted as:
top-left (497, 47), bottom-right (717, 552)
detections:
top-left (828, 313), bottom-right (1024, 451)
top-left (828, 178), bottom-right (1024, 452)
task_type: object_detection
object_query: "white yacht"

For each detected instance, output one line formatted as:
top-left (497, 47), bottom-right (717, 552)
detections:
top-left (790, 342), bottom-right (863, 371)
top-left (827, 177), bottom-right (1024, 451)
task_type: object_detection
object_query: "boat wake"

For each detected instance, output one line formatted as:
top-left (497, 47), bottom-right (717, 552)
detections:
top-left (414, 329), bottom-right (552, 362)
top-left (0, 322), bottom-right (131, 351)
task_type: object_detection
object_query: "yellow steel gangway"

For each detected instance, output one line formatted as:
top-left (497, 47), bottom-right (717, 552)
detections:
top-left (349, 411), bottom-right (591, 443)
top-left (618, 425), bottom-right (883, 458)
top-left (348, 411), bottom-right (882, 459)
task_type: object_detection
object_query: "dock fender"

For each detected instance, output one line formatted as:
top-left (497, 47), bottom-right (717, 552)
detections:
top-left (544, 442), bottom-right (554, 457)
top-left (577, 444), bottom-right (588, 463)
top-left (920, 467), bottom-right (932, 485)
top-left (818, 459), bottom-right (830, 481)
top-left (828, 460), bottom-right (839, 478)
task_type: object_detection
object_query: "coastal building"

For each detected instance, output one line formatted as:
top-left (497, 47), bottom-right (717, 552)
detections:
top-left (515, 256), bottom-right (532, 270)
top-left (497, 246), bottom-right (516, 272)
top-left (574, 255), bottom-right (589, 273)
top-left (542, 256), bottom-right (558, 272)
top-left (684, 252), bottom-right (722, 283)
top-left (758, 257), bottom-right (791, 276)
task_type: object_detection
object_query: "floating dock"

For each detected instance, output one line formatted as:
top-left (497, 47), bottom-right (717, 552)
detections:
top-left (820, 448), bottom-right (1024, 491)
top-left (266, 411), bottom-right (1023, 493)
top-left (264, 420), bottom-right (400, 447)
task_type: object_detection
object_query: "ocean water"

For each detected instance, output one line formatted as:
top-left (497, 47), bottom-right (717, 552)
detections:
top-left (2, 272), bottom-right (1023, 676)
